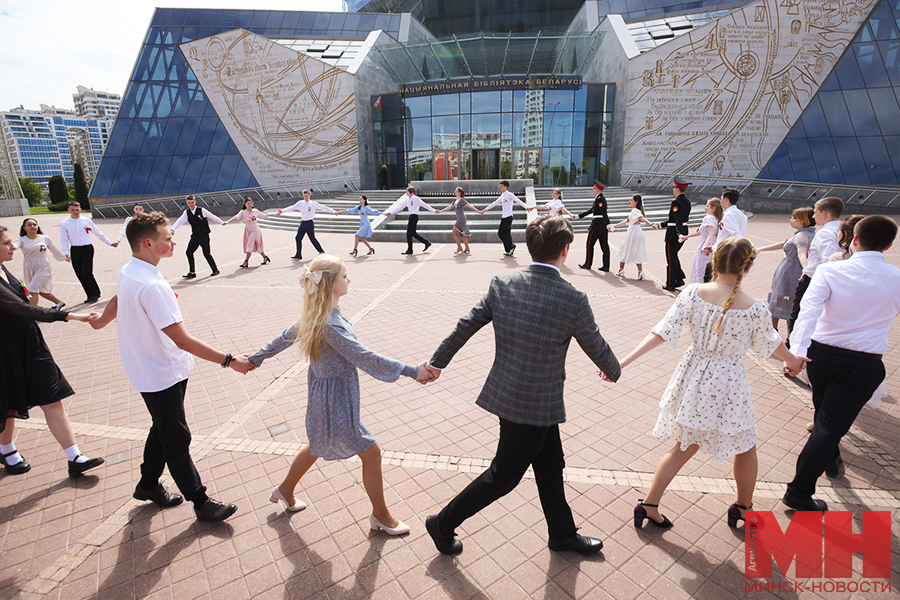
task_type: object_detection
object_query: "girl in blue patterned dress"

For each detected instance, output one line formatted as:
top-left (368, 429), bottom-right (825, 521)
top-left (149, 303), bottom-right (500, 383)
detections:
top-left (337, 196), bottom-right (380, 256)
top-left (249, 254), bottom-right (430, 535)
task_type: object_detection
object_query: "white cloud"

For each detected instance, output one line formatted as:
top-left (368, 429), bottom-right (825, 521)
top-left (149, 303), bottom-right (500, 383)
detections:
top-left (0, 0), bottom-right (344, 111)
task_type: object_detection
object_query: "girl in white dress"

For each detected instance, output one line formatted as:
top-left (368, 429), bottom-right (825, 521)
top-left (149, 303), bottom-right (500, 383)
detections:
top-left (527, 188), bottom-right (576, 218)
top-left (14, 219), bottom-right (67, 309)
top-left (680, 198), bottom-right (722, 284)
top-left (610, 195), bottom-right (652, 279)
top-left (608, 238), bottom-right (806, 529)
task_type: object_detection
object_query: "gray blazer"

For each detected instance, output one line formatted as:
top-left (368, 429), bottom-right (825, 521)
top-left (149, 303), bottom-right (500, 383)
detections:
top-left (430, 264), bottom-right (620, 427)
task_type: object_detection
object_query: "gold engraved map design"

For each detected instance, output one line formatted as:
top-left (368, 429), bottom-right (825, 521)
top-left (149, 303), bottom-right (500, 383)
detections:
top-left (180, 29), bottom-right (358, 186)
top-left (622, 0), bottom-right (878, 182)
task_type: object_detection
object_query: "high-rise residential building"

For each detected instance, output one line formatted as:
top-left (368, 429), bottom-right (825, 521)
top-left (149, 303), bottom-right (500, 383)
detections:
top-left (73, 85), bottom-right (122, 120)
top-left (1, 106), bottom-right (113, 184)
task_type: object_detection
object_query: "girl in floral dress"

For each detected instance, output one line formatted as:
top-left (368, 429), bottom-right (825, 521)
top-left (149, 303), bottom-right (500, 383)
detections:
top-left (223, 197), bottom-right (272, 268)
top-left (680, 198), bottom-right (723, 284)
top-left (249, 255), bottom-right (431, 536)
top-left (609, 238), bottom-right (806, 528)
top-left (14, 218), bottom-right (67, 309)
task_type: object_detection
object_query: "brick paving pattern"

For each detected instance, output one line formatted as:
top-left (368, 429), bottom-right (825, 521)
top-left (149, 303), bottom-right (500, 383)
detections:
top-left (0, 209), bottom-right (898, 600)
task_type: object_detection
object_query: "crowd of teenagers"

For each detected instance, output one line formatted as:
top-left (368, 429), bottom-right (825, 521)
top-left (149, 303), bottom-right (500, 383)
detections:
top-left (0, 188), bottom-right (898, 557)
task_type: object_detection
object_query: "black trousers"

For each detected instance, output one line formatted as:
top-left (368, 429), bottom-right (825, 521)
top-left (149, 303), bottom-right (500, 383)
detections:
top-left (664, 238), bottom-right (685, 286)
top-left (787, 275), bottom-right (812, 335)
top-left (497, 216), bottom-right (514, 252)
top-left (295, 220), bottom-right (324, 257)
top-left (186, 235), bottom-right (217, 273)
top-left (139, 379), bottom-right (207, 503)
top-left (70, 244), bottom-right (100, 299)
top-left (584, 221), bottom-right (610, 270)
top-left (438, 419), bottom-right (577, 542)
top-left (787, 341), bottom-right (885, 498)
top-left (406, 214), bottom-right (429, 251)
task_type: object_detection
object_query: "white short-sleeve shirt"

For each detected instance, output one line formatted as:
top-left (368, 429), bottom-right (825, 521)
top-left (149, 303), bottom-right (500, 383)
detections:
top-left (117, 257), bottom-right (194, 392)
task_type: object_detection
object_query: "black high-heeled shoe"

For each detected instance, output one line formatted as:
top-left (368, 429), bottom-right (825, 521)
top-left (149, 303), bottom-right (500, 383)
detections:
top-left (634, 500), bottom-right (673, 528)
top-left (239, 261), bottom-right (249, 268)
top-left (261, 256), bottom-right (271, 265)
top-left (727, 503), bottom-right (752, 527)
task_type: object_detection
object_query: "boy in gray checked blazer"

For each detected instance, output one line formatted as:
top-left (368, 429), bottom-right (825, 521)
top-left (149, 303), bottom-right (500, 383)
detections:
top-left (424, 215), bottom-right (621, 556)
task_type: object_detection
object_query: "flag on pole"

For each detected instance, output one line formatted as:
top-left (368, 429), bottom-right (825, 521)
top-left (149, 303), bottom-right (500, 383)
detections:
top-left (374, 96), bottom-right (382, 120)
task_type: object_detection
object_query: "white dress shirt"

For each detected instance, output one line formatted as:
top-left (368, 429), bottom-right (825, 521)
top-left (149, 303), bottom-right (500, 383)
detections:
top-left (542, 199), bottom-right (566, 216)
top-left (116, 216), bottom-right (133, 243)
top-left (789, 251), bottom-right (900, 358)
top-left (280, 199), bottom-right (336, 220)
top-left (712, 205), bottom-right (747, 249)
top-left (388, 194), bottom-right (436, 215)
top-left (484, 190), bottom-right (528, 218)
top-left (116, 257), bottom-right (194, 393)
top-left (171, 207), bottom-right (225, 231)
top-left (802, 220), bottom-right (841, 278)
top-left (60, 216), bottom-right (113, 254)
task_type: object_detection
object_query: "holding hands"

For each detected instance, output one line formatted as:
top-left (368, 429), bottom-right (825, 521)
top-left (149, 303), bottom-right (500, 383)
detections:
top-left (415, 362), bottom-right (441, 384)
top-left (230, 353), bottom-right (256, 374)
top-left (783, 353), bottom-right (809, 377)
top-left (606, 224), bottom-right (615, 232)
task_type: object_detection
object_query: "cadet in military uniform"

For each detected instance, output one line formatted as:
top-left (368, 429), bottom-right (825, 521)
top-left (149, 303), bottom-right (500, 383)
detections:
top-left (577, 181), bottom-right (611, 271)
top-left (653, 178), bottom-right (692, 291)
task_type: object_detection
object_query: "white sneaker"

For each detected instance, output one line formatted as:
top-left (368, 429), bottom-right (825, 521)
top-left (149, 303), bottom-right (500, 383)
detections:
top-left (615, 269), bottom-right (625, 277)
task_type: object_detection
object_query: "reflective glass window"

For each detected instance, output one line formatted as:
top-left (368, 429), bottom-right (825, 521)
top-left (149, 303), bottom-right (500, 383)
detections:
top-left (784, 139), bottom-right (815, 180)
top-left (266, 12), bottom-right (285, 29)
top-left (799, 96), bottom-right (830, 137)
top-left (330, 13), bottom-right (347, 31)
top-left (472, 91), bottom-right (501, 113)
top-left (218, 10), bottom-right (237, 29)
top-left (184, 10), bottom-right (204, 26)
top-left (217, 155), bottom-right (241, 190)
top-left (544, 90), bottom-right (574, 112)
top-left (818, 91), bottom-right (855, 136)
top-left (404, 96), bottom-right (430, 118)
top-left (122, 121), bottom-right (148, 156)
top-left (180, 28), bottom-right (198, 44)
top-left (834, 48), bottom-right (865, 88)
top-left (785, 118), bottom-right (807, 139)
top-left (169, 9), bottom-right (188, 26)
top-left (313, 13), bottom-right (331, 31)
top-left (809, 138), bottom-right (844, 183)
top-left (586, 86), bottom-right (606, 112)
top-left (137, 84), bottom-right (160, 119)
top-left (140, 119), bottom-right (165, 156)
top-left (187, 90), bottom-right (208, 118)
top-left (544, 113), bottom-right (574, 146)
top-left (460, 115), bottom-right (471, 148)
top-left (145, 156), bottom-right (172, 193)
top-left (152, 9), bottom-right (172, 27)
top-left (159, 118), bottom-right (184, 154)
top-left (409, 117), bottom-right (432, 149)
top-left (359, 14), bottom-right (377, 31)
top-left (512, 113), bottom-right (525, 146)
top-left (192, 118), bottom-right (218, 155)
top-left (574, 87), bottom-right (587, 113)
top-left (502, 91), bottom-right (513, 112)
top-left (343, 13), bottom-right (361, 32)
top-left (472, 113), bottom-right (501, 147)
top-left (198, 155), bottom-right (224, 191)
top-left (868, 0), bottom-right (898, 40)
top-left (298, 13), bottom-right (316, 31)
top-left (868, 87), bottom-right (900, 134)
top-left (197, 27), bottom-right (215, 39)
top-left (282, 12), bottom-right (300, 31)
top-left (432, 94), bottom-right (458, 116)
top-left (459, 93), bottom-right (470, 113)
top-left (104, 120), bottom-right (132, 157)
top-left (374, 15), bottom-right (391, 31)
top-left (109, 157), bottom-right (137, 196)
top-left (181, 155), bottom-right (206, 190)
top-left (174, 118), bottom-right (200, 155)
top-left (854, 43), bottom-right (890, 86)
top-left (513, 90), bottom-right (527, 112)
top-left (133, 46), bottom-right (160, 82)
top-left (201, 11), bottom-right (219, 26)
top-left (501, 113), bottom-right (513, 146)
top-left (91, 159), bottom-right (116, 196)
top-left (843, 89), bottom-right (878, 134)
top-left (572, 112), bottom-right (586, 147)
top-left (209, 121), bottom-right (231, 154)
top-left (834, 137), bottom-right (869, 184)
top-left (881, 135), bottom-right (900, 175)
top-left (234, 11), bottom-right (253, 28)
top-left (878, 40), bottom-right (900, 85)
top-left (432, 116), bottom-right (459, 149)
top-left (127, 157), bottom-right (155, 195)
top-left (163, 155), bottom-right (188, 193)
top-left (763, 145), bottom-right (793, 180)
top-left (250, 11), bottom-right (268, 28)
top-left (232, 160), bottom-right (258, 190)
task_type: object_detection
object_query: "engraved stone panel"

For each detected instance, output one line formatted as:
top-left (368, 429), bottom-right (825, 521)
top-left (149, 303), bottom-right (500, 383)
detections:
top-left (180, 29), bottom-right (358, 188)
top-left (622, 0), bottom-right (878, 183)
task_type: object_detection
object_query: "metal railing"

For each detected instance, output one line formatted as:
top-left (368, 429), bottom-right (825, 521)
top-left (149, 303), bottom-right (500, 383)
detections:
top-left (92, 177), bottom-right (360, 218)
top-left (620, 171), bottom-right (900, 207)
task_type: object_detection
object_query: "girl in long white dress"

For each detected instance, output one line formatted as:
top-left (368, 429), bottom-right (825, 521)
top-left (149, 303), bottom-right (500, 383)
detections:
top-left (680, 198), bottom-right (723, 284)
top-left (608, 238), bottom-right (806, 529)
top-left (610, 195), bottom-right (652, 279)
top-left (14, 218), bottom-right (67, 308)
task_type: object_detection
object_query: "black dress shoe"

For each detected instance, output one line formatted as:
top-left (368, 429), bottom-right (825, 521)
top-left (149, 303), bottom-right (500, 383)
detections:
top-left (423, 242), bottom-right (432, 252)
top-left (825, 455), bottom-right (844, 478)
top-left (401, 250), bottom-right (413, 255)
top-left (598, 267), bottom-right (610, 272)
top-left (291, 255), bottom-right (302, 260)
top-left (68, 456), bottom-right (104, 477)
top-left (182, 272), bottom-right (197, 279)
top-left (426, 515), bottom-right (462, 555)
top-left (133, 483), bottom-right (184, 508)
top-left (578, 264), bottom-right (591, 270)
top-left (548, 534), bottom-right (604, 555)
top-left (782, 490), bottom-right (827, 511)
top-left (86, 296), bottom-right (100, 304)
top-left (210, 270), bottom-right (220, 276)
top-left (194, 498), bottom-right (237, 522)
top-left (1, 451), bottom-right (30, 475)
top-left (662, 285), bottom-right (678, 292)
top-left (509, 244), bottom-right (516, 256)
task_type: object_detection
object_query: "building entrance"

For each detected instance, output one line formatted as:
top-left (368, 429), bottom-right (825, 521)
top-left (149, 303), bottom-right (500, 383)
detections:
top-left (473, 149), bottom-right (499, 180)
top-left (434, 151), bottom-right (460, 180)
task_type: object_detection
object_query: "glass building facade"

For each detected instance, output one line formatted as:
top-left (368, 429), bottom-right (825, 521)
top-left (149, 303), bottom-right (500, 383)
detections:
top-left (759, 0), bottom-right (900, 185)
top-left (375, 86), bottom-right (613, 187)
top-left (91, 8), bottom-right (402, 199)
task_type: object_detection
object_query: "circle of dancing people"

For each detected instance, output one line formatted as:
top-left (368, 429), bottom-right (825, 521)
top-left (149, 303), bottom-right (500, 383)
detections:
top-left (2, 189), bottom-right (898, 568)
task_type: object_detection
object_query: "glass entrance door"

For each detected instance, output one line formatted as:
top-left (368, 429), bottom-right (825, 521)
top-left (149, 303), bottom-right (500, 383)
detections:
top-left (473, 149), bottom-right (499, 179)
top-left (433, 151), bottom-right (460, 180)
top-left (514, 148), bottom-right (541, 184)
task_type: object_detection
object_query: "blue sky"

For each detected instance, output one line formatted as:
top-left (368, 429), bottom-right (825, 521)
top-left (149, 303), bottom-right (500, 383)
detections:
top-left (0, 0), bottom-right (343, 112)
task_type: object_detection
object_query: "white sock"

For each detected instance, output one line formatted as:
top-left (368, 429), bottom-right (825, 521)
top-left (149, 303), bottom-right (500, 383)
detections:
top-left (64, 445), bottom-right (87, 463)
top-left (0, 443), bottom-right (21, 466)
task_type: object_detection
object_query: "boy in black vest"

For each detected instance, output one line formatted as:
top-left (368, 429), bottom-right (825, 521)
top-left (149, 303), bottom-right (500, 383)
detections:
top-left (172, 195), bottom-right (224, 278)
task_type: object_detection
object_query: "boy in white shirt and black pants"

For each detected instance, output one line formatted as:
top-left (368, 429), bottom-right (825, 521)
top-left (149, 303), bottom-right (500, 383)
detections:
top-left (783, 215), bottom-right (900, 511)
top-left (60, 201), bottom-right (117, 303)
top-left (483, 180), bottom-right (529, 256)
top-left (90, 212), bottom-right (253, 522)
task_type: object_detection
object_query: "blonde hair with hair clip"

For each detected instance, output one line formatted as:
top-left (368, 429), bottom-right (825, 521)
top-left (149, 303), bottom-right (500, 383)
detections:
top-left (294, 254), bottom-right (344, 362)
top-left (711, 238), bottom-right (757, 335)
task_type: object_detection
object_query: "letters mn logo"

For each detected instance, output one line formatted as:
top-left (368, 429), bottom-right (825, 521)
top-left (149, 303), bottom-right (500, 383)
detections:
top-left (745, 511), bottom-right (891, 578)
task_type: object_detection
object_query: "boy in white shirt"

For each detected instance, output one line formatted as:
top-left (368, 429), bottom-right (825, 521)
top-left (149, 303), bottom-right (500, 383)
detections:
top-left (483, 180), bottom-right (529, 256)
top-left (90, 212), bottom-right (253, 522)
top-left (60, 201), bottom-right (117, 303)
top-left (784, 215), bottom-right (900, 511)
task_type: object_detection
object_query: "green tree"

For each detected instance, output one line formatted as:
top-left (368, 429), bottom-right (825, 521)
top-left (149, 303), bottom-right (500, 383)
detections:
top-left (18, 177), bottom-right (43, 207)
top-left (500, 159), bottom-right (511, 179)
top-left (73, 163), bottom-right (89, 205)
top-left (48, 175), bottom-right (69, 206)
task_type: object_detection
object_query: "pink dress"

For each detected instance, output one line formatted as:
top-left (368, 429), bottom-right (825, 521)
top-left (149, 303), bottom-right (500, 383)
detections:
top-left (234, 209), bottom-right (269, 253)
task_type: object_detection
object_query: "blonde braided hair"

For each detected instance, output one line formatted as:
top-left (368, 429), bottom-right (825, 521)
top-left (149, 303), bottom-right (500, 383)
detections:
top-left (711, 238), bottom-right (757, 335)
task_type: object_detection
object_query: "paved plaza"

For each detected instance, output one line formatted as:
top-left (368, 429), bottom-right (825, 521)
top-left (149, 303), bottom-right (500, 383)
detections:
top-left (0, 209), bottom-right (898, 600)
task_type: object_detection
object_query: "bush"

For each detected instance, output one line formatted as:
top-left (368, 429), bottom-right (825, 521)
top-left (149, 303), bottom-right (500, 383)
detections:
top-left (48, 175), bottom-right (69, 205)
top-left (48, 200), bottom-right (72, 212)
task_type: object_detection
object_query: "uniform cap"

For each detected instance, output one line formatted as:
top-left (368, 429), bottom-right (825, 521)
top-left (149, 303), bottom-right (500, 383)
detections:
top-left (673, 177), bottom-right (691, 188)
top-left (593, 180), bottom-right (605, 191)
